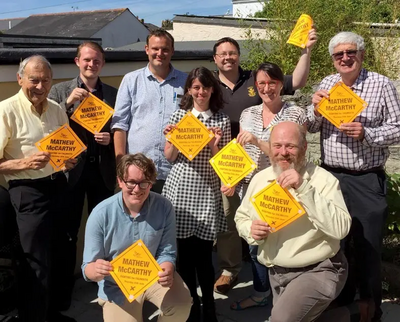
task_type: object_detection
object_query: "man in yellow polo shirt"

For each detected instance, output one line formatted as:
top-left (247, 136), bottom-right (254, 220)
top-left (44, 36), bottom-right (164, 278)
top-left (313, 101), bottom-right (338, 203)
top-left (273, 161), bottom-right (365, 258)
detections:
top-left (0, 55), bottom-right (76, 322)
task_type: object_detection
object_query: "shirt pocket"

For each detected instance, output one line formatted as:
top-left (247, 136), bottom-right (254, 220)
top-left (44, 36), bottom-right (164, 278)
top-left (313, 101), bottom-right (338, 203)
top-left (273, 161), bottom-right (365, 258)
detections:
top-left (142, 228), bottom-right (163, 251)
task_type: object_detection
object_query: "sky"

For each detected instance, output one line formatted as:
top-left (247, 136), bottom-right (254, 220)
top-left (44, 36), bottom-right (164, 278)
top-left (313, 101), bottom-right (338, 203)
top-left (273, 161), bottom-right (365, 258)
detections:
top-left (0, 0), bottom-right (233, 26)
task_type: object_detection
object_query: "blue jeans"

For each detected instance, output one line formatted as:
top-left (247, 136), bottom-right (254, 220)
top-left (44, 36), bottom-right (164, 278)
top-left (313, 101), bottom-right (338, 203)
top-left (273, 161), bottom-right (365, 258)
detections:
top-left (250, 245), bottom-right (270, 294)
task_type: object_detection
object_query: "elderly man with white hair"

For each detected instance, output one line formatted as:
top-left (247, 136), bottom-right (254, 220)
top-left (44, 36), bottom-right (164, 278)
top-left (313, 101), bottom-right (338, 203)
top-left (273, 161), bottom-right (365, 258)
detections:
top-left (307, 32), bottom-right (400, 322)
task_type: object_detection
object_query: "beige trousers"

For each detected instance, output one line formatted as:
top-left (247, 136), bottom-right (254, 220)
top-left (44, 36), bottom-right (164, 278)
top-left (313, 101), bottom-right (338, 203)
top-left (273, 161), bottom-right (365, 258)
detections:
top-left (98, 272), bottom-right (192, 322)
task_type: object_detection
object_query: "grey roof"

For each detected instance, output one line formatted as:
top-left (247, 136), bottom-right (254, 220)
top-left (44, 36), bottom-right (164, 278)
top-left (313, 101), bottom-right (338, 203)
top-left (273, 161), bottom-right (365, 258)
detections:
top-left (5, 8), bottom-right (130, 38)
top-left (0, 17), bottom-right (26, 32)
top-left (144, 23), bottom-right (159, 31)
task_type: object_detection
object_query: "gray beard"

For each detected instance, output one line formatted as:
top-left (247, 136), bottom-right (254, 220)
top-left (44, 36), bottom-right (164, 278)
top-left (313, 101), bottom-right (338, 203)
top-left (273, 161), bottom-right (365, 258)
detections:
top-left (272, 158), bottom-right (306, 177)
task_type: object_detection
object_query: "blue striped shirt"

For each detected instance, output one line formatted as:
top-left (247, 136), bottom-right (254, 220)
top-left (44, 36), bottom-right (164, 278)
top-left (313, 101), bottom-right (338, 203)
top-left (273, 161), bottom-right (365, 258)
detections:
top-left (111, 65), bottom-right (187, 179)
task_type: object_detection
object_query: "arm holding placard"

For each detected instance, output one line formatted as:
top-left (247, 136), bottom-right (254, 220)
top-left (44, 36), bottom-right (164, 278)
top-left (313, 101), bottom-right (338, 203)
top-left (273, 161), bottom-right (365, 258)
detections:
top-left (306, 87), bottom-right (328, 132)
top-left (207, 126), bottom-right (223, 156)
top-left (0, 152), bottom-right (50, 173)
top-left (164, 124), bottom-right (179, 162)
top-left (292, 27), bottom-right (318, 90)
top-left (291, 168), bottom-right (351, 240)
top-left (237, 128), bottom-right (270, 156)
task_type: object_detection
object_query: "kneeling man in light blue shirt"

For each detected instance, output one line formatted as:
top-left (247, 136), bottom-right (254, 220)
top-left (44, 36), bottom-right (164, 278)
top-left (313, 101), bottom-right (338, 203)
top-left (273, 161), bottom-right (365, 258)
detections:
top-left (82, 153), bottom-right (191, 322)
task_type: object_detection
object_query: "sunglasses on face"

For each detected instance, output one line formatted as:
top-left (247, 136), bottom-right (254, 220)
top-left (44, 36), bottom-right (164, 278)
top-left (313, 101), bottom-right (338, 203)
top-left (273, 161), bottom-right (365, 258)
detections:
top-left (331, 50), bottom-right (359, 60)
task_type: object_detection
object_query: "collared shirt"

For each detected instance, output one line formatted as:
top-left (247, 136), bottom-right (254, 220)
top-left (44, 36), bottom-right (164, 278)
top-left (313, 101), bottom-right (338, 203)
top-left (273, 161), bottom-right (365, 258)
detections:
top-left (191, 107), bottom-right (213, 121)
top-left (214, 67), bottom-right (294, 138)
top-left (82, 191), bottom-right (176, 305)
top-left (0, 90), bottom-right (69, 181)
top-left (307, 68), bottom-right (400, 171)
top-left (111, 64), bottom-right (187, 180)
top-left (235, 162), bottom-right (351, 268)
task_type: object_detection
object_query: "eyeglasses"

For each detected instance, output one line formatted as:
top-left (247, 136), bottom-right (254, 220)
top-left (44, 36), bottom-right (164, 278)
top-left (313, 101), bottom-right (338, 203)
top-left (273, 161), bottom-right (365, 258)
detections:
top-left (215, 51), bottom-right (239, 58)
top-left (122, 179), bottom-right (151, 190)
top-left (256, 80), bottom-right (278, 90)
top-left (331, 50), bottom-right (359, 60)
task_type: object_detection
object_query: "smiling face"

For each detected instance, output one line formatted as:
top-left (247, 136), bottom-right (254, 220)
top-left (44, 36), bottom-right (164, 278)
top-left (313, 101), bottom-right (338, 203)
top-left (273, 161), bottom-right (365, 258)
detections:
top-left (188, 78), bottom-right (213, 111)
top-left (118, 165), bottom-right (152, 211)
top-left (332, 43), bottom-right (364, 80)
top-left (269, 122), bottom-right (307, 175)
top-left (213, 41), bottom-right (240, 73)
top-left (255, 70), bottom-right (282, 105)
top-left (17, 59), bottom-right (52, 109)
top-left (145, 35), bottom-right (174, 72)
top-left (75, 46), bottom-right (105, 81)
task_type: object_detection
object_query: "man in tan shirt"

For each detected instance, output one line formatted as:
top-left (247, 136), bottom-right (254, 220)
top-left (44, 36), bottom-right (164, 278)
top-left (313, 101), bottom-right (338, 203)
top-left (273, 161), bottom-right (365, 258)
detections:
top-left (235, 122), bottom-right (351, 321)
top-left (0, 55), bottom-right (76, 322)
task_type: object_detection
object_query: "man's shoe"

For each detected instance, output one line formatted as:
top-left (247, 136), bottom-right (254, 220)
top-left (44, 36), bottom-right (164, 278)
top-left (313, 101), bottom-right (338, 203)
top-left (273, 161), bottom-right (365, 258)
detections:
top-left (214, 275), bottom-right (237, 294)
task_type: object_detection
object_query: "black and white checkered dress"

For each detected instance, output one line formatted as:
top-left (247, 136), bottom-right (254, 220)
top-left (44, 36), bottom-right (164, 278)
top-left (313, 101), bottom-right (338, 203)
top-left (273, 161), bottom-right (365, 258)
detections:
top-left (162, 109), bottom-right (231, 241)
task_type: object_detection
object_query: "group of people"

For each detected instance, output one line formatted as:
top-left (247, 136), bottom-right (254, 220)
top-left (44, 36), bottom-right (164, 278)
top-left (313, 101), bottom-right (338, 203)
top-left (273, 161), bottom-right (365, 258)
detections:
top-left (0, 26), bottom-right (399, 322)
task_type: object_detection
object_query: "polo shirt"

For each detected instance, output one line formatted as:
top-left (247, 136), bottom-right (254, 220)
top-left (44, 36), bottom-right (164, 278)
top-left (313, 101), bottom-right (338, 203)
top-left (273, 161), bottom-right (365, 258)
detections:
top-left (215, 67), bottom-right (294, 137)
top-left (0, 89), bottom-right (68, 181)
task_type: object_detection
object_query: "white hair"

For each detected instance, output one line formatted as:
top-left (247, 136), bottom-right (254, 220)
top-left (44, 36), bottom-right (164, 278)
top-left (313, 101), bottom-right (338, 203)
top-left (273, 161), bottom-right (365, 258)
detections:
top-left (328, 32), bottom-right (365, 55)
top-left (18, 55), bottom-right (52, 77)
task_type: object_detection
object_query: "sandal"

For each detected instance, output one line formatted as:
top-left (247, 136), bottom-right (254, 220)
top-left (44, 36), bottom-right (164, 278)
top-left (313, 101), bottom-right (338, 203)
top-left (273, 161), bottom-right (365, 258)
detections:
top-left (230, 295), bottom-right (268, 311)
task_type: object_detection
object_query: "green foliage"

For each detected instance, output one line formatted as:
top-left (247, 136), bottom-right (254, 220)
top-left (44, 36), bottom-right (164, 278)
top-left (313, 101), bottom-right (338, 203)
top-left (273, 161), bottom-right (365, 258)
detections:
top-left (386, 173), bottom-right (400, 234)
top-left (241, 0), bottom-right (400, 85)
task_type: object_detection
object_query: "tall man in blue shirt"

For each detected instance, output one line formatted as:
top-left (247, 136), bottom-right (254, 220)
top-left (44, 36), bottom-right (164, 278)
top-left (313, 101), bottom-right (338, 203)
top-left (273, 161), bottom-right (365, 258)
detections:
top-left (112, 29), bottom-right (187, 193)
top-left (82, 153), bottom-right (191, 322)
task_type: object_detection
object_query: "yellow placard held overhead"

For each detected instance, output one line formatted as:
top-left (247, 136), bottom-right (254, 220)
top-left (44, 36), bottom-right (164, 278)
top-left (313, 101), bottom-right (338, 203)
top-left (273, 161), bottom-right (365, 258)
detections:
top-left (209, 139), bottom-right (257, 187)
top-left (317, 82), bottom-right (368, 128)
top-left (251, 180), bottom-right (306, 232)
top-left (165, 111), bottom-right (214, 161)
top-left (110, 239), bottom-right (162, 303)
top-left (70, 93), bottom-right (114, 134)
top-left (287, 14), bottom-right (313, 48)
top-left (35, 124), bottom-right (87, 171)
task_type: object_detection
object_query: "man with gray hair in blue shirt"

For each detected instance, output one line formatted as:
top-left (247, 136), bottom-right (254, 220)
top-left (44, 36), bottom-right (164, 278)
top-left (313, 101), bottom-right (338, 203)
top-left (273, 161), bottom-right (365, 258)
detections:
top-left (82, 153), bottom-right (191, 322)
top-left (111, 29), bottom-right (187, 193)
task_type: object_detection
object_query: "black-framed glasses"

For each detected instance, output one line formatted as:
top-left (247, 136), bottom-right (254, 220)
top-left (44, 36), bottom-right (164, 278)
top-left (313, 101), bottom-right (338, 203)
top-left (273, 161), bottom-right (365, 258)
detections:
top-left (122, 179), bottom-right (151, 190)
top-left (331, 50), bottom-right (359, 61)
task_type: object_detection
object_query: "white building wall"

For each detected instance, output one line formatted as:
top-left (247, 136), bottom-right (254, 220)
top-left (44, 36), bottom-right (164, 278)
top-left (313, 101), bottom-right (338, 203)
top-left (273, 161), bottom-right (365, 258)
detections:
top-left (233, 1), bottom-right (264, 17)
top-left (92, 10), bottom-right (149, 48)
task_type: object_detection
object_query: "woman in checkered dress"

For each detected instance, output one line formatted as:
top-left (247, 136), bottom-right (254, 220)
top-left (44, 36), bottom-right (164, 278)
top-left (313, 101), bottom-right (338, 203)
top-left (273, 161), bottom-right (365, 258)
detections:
top-left (231, 62), bottom-right (307, 311)
top-left (162, 67), bottom-right (233, 322)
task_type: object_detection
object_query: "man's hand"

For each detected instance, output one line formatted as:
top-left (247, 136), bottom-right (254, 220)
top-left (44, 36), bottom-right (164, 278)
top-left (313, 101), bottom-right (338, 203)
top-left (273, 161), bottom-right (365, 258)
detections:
top-left (277, 169), bottom-right (303, 189)
top-left (95, 132), bottom-right (111, 146)
top-left (66, 88), bottom-right (89, 107)
top-left (312, 89), bottom-right (329, 117)
top-left (63, 158), bottom-right (78, 171)
top-left (237, 130), bottom-right (258, 146)
top-left (251, 220), bottom-right (272, 240)
top-left (306, 27), bottom-right (318, 50)
top-left (340, 122), bottom-right (365, 140)
top-left (221, 184), bottom-right (235, 197)
top-left (92, 259), bottom-right (113, 281)
top-left (25, 152), bottom-right (51, 170)
top-left (158, 262), bottom-right (174, 288)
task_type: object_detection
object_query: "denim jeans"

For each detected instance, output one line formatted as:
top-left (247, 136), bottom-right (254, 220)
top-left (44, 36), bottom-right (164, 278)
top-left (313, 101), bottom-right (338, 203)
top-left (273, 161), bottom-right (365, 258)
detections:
top-left (249, 245), bottom-right (270, 294)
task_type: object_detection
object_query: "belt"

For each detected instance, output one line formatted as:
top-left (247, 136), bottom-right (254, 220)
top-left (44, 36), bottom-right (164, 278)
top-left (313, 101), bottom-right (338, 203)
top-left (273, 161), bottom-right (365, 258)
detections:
top-left (87, 155), bottom-right (101, 163)
top-left (321, 163), bottom-right (384, 176)
top-left (8, 171), bottom-right (65, 186)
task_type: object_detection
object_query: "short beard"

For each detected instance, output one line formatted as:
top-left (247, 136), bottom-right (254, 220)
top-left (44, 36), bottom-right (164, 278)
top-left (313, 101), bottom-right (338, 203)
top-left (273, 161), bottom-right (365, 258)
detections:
top-left (271, 153), bottom-right (307, 177)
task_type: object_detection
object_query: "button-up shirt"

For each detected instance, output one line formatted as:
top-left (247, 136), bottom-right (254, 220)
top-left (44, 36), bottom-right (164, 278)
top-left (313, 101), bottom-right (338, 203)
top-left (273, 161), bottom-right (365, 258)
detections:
top-left (82, 191), bottom-right (176, 305)
top-left (307, 68), bottom-right (400, 171)
top-left (111, 65), bottom-right (187, 180)
top-left (0, 90), bottom-right (68, 181)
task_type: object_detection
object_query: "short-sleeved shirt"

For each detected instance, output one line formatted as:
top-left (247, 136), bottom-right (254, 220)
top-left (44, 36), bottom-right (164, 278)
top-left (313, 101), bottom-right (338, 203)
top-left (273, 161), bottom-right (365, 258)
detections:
top-left (214, 67), bottom-right (294, 138)
top-left (111, 65), bottom-right (187, 180)
top-left (0, 90), bottom-right (69, 181)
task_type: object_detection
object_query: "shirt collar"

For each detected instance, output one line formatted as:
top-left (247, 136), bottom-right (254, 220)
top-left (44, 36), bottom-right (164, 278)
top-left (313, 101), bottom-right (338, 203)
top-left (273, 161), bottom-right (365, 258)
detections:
top-left (117, 190), bottom-right (150, 219)
top-left (213, 66), bottom-right (246, 86)
top-left (191, 107), bottom-right (213, 121)
top-left (145, 64), bottom-right (176, 82)
top-left (18, 88), bottom-right (50, 114)
top-left (77, 76), bottom-right (103, 92)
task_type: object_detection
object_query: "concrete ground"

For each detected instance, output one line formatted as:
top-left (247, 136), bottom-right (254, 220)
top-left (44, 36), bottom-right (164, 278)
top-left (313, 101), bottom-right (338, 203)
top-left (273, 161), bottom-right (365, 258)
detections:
top-left (61, 254), bottom-right (400, 322)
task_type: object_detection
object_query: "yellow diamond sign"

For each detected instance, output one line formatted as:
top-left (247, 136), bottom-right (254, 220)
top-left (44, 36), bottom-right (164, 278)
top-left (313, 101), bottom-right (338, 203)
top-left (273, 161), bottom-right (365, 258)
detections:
top-left (110, 239), bottom-right (162, 303)
top-left (209, 139), bottom-right (257, 187)
top-left (317, 81), bottom-right (367, 128)
top-left (166, 111), bottom-right (214, 161)
top-left (35, 124), bottom-right (87, 171)
top-left (70, 93), bottom-right (114, 134)
top-left (287, 14), bottom-right (313, 48)
top-left (251, 180), bottom-right (306, 232)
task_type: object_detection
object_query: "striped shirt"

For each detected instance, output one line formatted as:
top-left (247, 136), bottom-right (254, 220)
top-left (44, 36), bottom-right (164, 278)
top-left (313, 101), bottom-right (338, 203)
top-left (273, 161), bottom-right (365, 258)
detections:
top-left (111, 65), bottom-right (187, 180)
top-left (307, 69), bottom-right (400, 171)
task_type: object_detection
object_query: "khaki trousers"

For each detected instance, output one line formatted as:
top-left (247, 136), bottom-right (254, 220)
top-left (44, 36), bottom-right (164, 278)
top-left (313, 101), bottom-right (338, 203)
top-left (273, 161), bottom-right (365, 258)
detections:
top-left (217, 192), bottom-right (242, 276)
top-left (98, 272), bottom-right (192, 322)
top-left (269, 251), bottom-right (348, 322)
